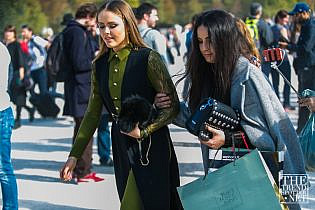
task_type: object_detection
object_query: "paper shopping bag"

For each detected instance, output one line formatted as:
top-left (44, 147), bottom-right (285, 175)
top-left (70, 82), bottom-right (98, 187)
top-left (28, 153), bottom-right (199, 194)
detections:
top-left (177, 149), bottom-right (284, 210)
top-left (208, 148), bottom-right (284, 184)
top-left (300, 113), bottom-right (315, 171)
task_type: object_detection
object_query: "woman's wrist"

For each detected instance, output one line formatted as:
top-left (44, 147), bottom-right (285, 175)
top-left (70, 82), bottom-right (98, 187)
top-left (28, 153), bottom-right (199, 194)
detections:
top-left (140, 128), bottom-right (149, 139)
top-left (68, 156), bottom-right (78, 162)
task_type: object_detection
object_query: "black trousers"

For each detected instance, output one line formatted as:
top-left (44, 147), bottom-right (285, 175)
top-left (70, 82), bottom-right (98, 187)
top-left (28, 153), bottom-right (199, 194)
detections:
top-left (72, 117), bottom-right (93, 178)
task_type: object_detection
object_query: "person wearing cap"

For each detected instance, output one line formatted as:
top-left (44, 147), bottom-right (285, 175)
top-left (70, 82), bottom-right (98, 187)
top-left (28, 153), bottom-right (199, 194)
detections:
top-left (61, 13), bottom-right (74, 26)
top-left (244, 2), bottom-right (273, 77)
top-left (279, 2), bottom-right (315, 134)
top-left (46, 13), bottom-right (74, 100)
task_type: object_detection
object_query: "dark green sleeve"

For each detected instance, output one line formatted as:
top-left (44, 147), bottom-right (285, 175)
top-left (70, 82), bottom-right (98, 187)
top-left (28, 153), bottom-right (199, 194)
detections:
top-left (69, 64), bottom-right (103, 158)
top-left (141, 50), bottom-right (179, 137)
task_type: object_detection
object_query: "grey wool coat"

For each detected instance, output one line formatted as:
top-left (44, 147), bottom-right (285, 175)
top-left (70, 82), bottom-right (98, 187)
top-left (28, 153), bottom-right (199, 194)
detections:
top-left (174, 56), bottom-right (306, 176)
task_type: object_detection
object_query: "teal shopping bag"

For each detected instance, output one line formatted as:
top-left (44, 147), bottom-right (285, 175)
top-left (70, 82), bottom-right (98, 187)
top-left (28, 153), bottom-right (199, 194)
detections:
top-left (299, 89), bottom-right (315, 171)
top-left (177, 149), bottom-right (283, 210)
top-left (300, 113), bottom-right (315, 171)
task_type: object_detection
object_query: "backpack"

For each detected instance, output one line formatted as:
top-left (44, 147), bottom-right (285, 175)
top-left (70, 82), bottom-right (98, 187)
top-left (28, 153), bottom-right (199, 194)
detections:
top-left (45, 32), bottom-right (68, 82)
top-left (245, 17), bottom-right (260, 49)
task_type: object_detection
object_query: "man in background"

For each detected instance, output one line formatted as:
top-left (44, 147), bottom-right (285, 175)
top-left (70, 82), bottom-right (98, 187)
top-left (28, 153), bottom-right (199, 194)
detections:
top-left (135, 2), bottom-right (169, 65)
top-left (63, 3), bottom-right (103, 182)
top-left (20, 24), bottom-right (49, 96)
top-left (280, 2), bottom-right (315, 133)
top-left (245, 2), bottom-right (273, 76)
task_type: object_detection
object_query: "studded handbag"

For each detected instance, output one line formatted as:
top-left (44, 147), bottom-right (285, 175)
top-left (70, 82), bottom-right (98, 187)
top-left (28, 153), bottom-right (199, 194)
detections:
top-left (186, 97), bottom-right (241, 141)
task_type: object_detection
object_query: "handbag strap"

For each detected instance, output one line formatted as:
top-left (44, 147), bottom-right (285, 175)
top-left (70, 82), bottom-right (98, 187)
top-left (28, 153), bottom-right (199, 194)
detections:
top-left (206, 131), bottom-right (250, 177)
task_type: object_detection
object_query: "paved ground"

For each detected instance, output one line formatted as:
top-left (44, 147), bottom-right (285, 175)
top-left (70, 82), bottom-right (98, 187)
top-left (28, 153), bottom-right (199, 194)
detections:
top-left (1, 56), bottom-right (314, 209)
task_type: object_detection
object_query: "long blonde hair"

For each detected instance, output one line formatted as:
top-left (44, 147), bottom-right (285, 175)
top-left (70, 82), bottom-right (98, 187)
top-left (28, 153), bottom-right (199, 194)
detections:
top-left (94, 0), bottom-right (147, 61)
top-left (236, 18), bottom-right (260, 59)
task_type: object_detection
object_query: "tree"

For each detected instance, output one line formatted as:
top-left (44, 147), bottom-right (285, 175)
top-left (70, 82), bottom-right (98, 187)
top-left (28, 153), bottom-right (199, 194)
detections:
top-left (0, 0), bottom-right (48, 37)
top-left (173, 0), bottom-right (202, 25)
top-left (39, 0), bottom-right (70, 33)
top-left (160, 0), bottom-right (176, 24)
top-left (126, 0), bottom-right (141, 8)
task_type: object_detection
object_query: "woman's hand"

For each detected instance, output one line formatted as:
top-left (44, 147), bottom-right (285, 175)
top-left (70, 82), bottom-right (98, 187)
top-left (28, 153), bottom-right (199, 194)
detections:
top-left (249, 56), bottom-right (261, 68)
top-left (199, 125), bottom-right (225, 149)
top-left (121, 123), bottom-right (141, 139)
top-left (60, 157), bottom-right (77, 182)
top-left (154, 93), bottom-right (171, 109)
top-left (278, 41), bottom-right (288, 49)
top-left (298, 96), bottom-right (315, 112)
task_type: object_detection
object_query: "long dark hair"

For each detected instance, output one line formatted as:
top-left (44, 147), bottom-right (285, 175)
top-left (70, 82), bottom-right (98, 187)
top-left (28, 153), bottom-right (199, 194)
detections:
top-left (180, 10), bottom-right (242, 111)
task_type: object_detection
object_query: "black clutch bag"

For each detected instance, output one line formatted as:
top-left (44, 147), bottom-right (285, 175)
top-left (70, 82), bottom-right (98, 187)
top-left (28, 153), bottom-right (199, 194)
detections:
top-left (185, 98), bottom-right (240, 141)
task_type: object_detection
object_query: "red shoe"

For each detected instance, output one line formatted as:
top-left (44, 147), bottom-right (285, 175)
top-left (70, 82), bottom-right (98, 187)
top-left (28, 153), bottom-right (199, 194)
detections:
top-left (77, 172), bottom-right (104, 182)
top-left (76, 178), bottom-right (89, 183)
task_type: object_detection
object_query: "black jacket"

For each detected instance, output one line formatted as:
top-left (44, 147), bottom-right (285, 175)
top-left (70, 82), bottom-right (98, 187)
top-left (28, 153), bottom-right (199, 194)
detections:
top-left (289, 17), bottom-right (315, 70)
top-left (63, 20), bottom-right (94, 117)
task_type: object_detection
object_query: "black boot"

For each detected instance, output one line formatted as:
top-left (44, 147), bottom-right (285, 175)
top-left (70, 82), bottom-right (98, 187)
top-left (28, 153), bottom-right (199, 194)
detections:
top-left (29, 107), bottom-right (35, 122)
top-left (13, 120), bottom-right (21, 129)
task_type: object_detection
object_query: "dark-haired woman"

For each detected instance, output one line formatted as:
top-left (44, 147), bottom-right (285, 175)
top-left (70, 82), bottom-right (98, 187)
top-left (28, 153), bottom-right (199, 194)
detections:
top-left (271, 10), bottom-right (294, 112)
top-left (157, 11), bottom-right (305, 209)
top-left (60, 1), bottom-right (182, 209)
top-left (3, 25), bottom-right (34, 129)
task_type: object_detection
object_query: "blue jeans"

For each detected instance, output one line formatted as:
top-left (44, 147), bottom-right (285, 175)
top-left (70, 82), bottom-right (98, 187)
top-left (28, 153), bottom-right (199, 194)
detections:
top-left (30, 67), bottom-right (48, 96)
top-left (0, 107), bottom-right (18, 210)
top-left (97, 114), bottom-right (111, 162)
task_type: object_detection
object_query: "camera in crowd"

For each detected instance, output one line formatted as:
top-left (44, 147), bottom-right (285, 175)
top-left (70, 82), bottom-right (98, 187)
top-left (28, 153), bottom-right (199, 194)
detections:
top-left (263, 48), bottom-right (284, 62)
top-left (185, 98), bottom-right (240, 141)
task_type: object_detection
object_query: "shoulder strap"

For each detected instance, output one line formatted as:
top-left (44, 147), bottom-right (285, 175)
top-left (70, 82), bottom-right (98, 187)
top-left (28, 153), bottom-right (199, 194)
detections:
top-left (30, 37), bottom-right (46, 56)
top-left (142, 28), bottom-right (153, 39)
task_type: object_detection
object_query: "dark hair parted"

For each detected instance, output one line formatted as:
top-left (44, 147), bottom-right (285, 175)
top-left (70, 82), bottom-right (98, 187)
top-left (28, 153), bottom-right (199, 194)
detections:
top-left (94, 0), bottom-right (147, 61)
top-left (75, 3), bottom-right (97, 19)
top-left (181, 10), bottom-right (242, 111)
top-left (274, 10), bottom-right (288, 24)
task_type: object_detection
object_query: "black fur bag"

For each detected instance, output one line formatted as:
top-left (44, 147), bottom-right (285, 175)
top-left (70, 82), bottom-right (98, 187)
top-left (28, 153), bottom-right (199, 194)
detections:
top-left (118, 95), bottom-right (157, 133)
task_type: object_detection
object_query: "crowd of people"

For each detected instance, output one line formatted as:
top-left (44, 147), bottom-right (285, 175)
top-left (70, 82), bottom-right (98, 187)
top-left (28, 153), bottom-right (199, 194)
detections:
top-left (1, 0), bottom-right (315, 209)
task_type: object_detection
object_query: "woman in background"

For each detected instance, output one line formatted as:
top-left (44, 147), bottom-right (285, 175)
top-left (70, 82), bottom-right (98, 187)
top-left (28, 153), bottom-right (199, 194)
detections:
top-left (3, 25), bottom-right (34, 129)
